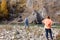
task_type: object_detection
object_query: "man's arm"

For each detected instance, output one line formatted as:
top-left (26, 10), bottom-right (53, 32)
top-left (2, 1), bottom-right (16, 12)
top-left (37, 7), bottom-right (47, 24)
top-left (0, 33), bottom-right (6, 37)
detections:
top-left (42, 19), bottom-right (45, 24)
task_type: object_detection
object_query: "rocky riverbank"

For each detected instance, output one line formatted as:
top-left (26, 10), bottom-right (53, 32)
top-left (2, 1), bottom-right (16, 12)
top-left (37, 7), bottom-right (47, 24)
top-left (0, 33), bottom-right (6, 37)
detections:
top-left (0, 25), bottom-right (60, 40)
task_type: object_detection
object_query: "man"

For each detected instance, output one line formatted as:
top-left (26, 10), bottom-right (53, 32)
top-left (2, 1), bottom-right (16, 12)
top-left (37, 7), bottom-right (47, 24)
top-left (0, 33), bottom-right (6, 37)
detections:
top-left (42, 16), bottom-right (53, 40)
top-left (24, 17), bottom-right (29, 29)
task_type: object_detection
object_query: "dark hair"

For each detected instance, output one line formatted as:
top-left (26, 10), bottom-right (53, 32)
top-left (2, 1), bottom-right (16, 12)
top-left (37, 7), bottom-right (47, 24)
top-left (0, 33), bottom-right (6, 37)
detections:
top-left (47, 16), bottom-right (50, 19)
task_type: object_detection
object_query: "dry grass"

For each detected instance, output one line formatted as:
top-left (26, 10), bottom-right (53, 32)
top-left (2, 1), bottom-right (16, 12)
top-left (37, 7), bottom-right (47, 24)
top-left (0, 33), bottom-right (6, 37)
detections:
top-left (0, 25), bottom-right (13, 31)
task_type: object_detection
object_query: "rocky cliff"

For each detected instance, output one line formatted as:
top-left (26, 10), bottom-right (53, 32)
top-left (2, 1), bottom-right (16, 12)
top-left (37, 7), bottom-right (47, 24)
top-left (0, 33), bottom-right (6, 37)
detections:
top-left (25, 0), bottom-right (60, 23)
top-left (0, 0), bottom-right (60, 23)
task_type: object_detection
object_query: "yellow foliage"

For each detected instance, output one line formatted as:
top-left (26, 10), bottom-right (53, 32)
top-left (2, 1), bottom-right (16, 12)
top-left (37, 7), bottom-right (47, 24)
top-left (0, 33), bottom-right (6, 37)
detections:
top-left (1, 0), bottom-right (8, 17)
top-left (0, 4), bottom-right (1, 12)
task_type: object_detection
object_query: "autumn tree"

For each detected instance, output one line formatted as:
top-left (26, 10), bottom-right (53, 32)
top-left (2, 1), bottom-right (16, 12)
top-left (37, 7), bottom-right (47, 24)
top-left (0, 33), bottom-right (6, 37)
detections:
top-left (0, 2), bottom-right (1, 13)
top-left (1, 0), bottom-right (8, 18)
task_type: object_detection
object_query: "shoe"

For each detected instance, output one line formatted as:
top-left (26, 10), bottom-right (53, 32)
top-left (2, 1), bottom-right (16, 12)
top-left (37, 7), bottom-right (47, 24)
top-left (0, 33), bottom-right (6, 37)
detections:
top-left (47, 39), bottom-right (49, 40)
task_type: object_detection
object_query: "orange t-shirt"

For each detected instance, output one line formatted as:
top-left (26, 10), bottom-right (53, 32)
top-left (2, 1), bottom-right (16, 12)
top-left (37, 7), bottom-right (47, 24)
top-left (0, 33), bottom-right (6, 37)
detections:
top-left (42, 18), bottom-right (53, 29)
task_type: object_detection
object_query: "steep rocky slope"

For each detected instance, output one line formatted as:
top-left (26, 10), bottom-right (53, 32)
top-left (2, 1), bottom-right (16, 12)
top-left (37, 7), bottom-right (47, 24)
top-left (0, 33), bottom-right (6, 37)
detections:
top-left (26, 0), bottom-right (60, 23)
top-left (0, 0), bottom-right (60, 23)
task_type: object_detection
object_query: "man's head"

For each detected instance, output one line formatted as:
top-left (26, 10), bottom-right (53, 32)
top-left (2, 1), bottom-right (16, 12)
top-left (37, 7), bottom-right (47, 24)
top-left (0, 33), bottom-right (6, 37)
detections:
top-left (46, 16), bottom-right (50, 19)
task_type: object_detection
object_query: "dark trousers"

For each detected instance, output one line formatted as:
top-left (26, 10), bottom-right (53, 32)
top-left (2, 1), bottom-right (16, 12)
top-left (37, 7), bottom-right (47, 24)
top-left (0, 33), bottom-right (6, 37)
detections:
top-left (45, 29), bottom-right (53, 40)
